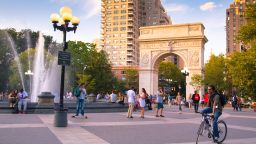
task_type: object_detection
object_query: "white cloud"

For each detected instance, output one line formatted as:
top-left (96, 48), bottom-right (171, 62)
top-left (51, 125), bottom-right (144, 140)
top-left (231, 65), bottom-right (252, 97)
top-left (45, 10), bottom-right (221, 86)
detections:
top-left (200, 2), bottom-right (217, 11)
top-left (50, 0), bottom-right (101, 19)
top-left (164, 4), bottom-right (189, 13)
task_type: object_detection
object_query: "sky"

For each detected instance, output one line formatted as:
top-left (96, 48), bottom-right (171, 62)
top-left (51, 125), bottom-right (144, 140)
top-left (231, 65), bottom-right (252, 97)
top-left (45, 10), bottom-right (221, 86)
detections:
top-left (0, 0), bottom-right (233, 62)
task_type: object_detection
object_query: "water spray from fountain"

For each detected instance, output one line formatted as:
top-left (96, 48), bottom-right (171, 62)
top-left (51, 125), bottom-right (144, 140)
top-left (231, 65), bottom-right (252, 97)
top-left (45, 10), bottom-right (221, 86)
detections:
top-left (4, 31), bottom-right (25, 91)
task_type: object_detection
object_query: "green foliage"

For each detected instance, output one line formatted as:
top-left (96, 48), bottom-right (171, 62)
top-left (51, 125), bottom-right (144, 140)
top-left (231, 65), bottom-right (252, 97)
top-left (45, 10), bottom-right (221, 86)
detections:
top-left (158, 61), bottom-right (184, 92)
top-left (67, 41), bottom-right (115, 94)
top-left (8, 48), bottom-right (54, 90)
top-left (190, 74), bottom-right (203, 90)
top-left (204, 54), bottom-right (226, 91)
top-left (125, 69), bottom-right (139, 90)
top-left (159, 61), bottom-right (184, 82)
top-left (226, 46), bottom-right (256, 100)
top-left (238, 3), bottom-right (256, 47)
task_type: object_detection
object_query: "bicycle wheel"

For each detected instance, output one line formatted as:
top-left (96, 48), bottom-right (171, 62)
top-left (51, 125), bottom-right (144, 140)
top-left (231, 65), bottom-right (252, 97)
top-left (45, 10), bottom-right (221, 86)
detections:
top-left (217, 120), bottom-right (227, 143)
top-left (196, 121), bottom-right (207, 144)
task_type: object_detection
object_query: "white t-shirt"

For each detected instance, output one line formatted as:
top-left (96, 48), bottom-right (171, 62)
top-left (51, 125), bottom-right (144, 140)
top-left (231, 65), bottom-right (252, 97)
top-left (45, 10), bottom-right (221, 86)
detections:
top-left (79, 88), bottom-right (87, 99)
top-left (127, 89), bottom-right (136, 103)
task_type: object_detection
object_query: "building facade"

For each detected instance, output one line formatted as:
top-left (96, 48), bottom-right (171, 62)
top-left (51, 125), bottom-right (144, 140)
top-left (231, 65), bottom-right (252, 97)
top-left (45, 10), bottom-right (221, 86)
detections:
top-left (100, 0), bottom-right (171, 67)
top-left (226, 0), bottom-right (255, 56)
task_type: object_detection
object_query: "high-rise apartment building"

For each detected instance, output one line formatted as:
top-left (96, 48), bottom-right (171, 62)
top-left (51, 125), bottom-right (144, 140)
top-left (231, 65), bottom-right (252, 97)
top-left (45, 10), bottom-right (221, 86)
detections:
top-left (226, 0), bottom-right (255, 56)
top-left (100, 0), bottom-right (171, 67)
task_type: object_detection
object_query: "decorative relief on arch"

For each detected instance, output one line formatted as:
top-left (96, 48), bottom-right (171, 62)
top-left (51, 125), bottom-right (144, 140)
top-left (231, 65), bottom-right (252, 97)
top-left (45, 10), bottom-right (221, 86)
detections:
top-left (141, 53), bottom-right (150, 65)
top-left (188, 50), bottom-right (200, 67)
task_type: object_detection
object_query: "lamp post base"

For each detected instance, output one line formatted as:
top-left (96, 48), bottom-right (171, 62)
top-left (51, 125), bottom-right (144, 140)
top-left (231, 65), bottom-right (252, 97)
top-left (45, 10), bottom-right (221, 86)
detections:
top-left (54, 108), bottom-right (68, 127)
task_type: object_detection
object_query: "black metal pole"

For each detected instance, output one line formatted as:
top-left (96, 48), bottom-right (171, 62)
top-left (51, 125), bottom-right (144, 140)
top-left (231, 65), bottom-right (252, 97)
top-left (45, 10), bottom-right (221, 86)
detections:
top-left (59, 28), bottom-right (67, 110)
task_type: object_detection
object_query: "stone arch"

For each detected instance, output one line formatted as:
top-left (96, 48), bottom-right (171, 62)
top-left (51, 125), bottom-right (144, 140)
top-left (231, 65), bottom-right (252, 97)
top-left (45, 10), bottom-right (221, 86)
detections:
top-left (138, 23), bottom-right (207, 99)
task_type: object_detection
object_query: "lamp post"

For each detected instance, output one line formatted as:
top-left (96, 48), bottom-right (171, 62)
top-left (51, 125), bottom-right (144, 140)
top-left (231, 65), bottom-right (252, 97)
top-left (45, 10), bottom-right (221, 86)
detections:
top-left (50, 6), bottom-right (80, 127)
top-left (181, 67), bottom-right (189, 97)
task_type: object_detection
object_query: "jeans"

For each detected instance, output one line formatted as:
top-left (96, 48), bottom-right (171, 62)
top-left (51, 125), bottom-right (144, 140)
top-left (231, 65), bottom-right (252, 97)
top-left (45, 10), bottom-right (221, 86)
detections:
top-left (201, 107), bottom-right (222, 138)
top-left (178, 104), bottom-right (182, 111)
top-left (76, 99), bottom-right (85, 116)
top-left (127, 103), bottom-right (134, 117)
top-left (18, 99), bottom-right (27, 112)
top-left (194, 103), bottom-right (199, 112)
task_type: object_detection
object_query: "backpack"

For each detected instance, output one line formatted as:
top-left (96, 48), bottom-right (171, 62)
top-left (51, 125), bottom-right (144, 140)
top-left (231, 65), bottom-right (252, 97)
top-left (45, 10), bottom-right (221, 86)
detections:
top-left (73, 87), bottom-right (81, 97)
top-left (218, 93), bottom-right (227, 107)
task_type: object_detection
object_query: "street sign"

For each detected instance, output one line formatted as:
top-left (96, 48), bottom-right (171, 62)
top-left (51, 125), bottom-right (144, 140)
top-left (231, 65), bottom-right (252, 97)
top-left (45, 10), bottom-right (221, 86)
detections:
top-left (58, 51), bottom-right (71, 66)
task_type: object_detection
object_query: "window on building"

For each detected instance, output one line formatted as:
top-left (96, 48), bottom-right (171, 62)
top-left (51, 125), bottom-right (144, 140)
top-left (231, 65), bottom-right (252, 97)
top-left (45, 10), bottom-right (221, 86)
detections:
top-left (121, 0), bottom-right (126, 2)
top-left (121, 10), bottom-right (126, 13)
top-left (121, 4), bottom-right (126, 8)
top-left (114, 5), bottom-right (119, 9)
top-left (114, 10), bottom-right (119, 14)
top-left (120, 21), bottom-right (126, 25)
top-left (113, 21), bottom-right (119, 25)
top-left (113, 16), bottom-right (119, 20)
top-left (113, 27), bottom-right (118, 31)
top-left (120, 27), bottom-right (126, 31)
top-left (120, 15), bottom-right (126, 19)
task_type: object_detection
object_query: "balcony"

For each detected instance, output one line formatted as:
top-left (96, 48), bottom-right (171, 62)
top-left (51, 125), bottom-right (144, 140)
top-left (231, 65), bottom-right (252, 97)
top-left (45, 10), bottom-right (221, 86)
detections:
top-left (127, 34), bottom-right (133, 39)
top-left (127, 41), bottom-right (133, 45)
top-left (128, 17), bottom-right (134, 21)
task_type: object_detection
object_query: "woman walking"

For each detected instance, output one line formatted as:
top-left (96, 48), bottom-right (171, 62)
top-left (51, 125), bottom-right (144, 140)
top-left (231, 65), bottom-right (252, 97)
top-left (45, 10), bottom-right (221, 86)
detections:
top-left (139, 88), bottom-right (148, 118)
top-left (176, 92), bottom-right (183, 114)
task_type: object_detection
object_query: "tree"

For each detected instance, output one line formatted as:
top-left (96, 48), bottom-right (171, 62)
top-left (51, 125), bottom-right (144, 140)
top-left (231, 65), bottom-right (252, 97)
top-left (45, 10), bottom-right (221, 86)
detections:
top-left (238, 3), bottom-right (256, 49)
top-left (125, 68), bottom-right (139, 90)
top-left (158, 61), bottom-right (184, 93)
top-left (226, 47), bottom-right (256, 101)
top-left (204, 54), bottom-right (227, 91)
top-left (67, 41), bottom-right (115, 94)
top-left (190, 74), bottom-right (203, 91)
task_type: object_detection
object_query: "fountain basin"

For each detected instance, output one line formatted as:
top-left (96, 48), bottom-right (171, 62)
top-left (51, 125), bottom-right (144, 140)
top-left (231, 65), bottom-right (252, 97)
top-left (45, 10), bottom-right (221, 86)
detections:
top-left (38, 92), bottom-right (55, 106)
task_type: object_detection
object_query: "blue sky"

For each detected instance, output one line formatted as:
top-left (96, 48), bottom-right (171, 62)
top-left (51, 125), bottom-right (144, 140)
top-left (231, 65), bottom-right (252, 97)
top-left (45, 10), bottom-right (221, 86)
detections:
top-left (0, 0), bottom-right (233, 62)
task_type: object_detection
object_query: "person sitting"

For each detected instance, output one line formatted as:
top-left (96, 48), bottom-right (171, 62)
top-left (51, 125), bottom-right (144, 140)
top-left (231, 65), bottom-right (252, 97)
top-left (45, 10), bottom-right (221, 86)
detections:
top-left (110, 90), bottom-right (117, 103)
top-left (17, 89), bottom-right (28, 114)
top-left (8, 90), bottom-right (18, 108)
top-left (117, 92), bottom-right (125, 105)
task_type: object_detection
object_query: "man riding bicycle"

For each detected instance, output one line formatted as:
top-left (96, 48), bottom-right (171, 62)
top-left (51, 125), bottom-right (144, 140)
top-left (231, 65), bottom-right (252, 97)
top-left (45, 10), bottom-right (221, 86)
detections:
top-left (201, 85), bottom-right (222, 143)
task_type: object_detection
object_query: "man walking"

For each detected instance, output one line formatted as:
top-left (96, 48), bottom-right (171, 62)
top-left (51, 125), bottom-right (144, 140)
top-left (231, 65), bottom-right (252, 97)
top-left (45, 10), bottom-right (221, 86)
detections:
top-left (192, 90), bottom-right (200, 113)
top-left (201, 85), bottom-right (223, 143)
top-left (127, 87), bottom-right (136, 118)
top-left (72, 83), bottom-right (87, 118)
top-left (155, 87), bottom-right (164, 117)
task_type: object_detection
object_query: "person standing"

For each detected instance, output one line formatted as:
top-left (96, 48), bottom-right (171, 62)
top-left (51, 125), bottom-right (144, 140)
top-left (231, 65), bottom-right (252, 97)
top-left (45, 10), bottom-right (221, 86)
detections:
top-left (155, 87), bottom-right (164, 117)
top-left (168, 91), bottom-right (174, 111)
top-left (127, 87), bottom-right (136, 118)
top-left (204, 92), bottom-right (209, 107)
top-left (72, 83), bottom-right (87, 118)
top-left (201, 85), bottom-right (223, 143)
top-left (176, 92), bottom-right (183, 114)
top-left (192, 90), bottom-right (200, 113)
top-left (139, 88), bottom-right (148, 118)
top-left (18, 89), bottom-right (28, 114)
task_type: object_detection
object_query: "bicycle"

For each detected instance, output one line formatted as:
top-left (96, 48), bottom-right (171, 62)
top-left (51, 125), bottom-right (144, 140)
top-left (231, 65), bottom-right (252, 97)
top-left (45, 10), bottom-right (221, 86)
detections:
top-left (196, 113), bottom-right (227, 144)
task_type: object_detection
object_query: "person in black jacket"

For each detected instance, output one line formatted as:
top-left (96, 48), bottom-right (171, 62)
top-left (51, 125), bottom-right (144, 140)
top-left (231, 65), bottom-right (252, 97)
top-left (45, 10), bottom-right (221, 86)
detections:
top-left (192, 90), bottom-right (200, 113)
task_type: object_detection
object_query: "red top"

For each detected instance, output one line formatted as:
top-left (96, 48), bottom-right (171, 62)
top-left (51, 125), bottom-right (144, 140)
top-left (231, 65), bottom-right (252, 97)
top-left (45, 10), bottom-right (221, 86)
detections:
top-left (204, 93), bottom-right (209, 103)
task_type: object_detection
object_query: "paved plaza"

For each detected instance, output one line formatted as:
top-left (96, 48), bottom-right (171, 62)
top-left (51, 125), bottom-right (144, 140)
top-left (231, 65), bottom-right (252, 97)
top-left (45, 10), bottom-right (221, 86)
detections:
top-left (0, 106), bottom-right (255, 144)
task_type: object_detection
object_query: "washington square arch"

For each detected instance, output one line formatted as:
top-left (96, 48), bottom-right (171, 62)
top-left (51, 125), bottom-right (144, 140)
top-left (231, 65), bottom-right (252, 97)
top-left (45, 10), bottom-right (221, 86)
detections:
top-left (138, 23), bottom-right (208, 100)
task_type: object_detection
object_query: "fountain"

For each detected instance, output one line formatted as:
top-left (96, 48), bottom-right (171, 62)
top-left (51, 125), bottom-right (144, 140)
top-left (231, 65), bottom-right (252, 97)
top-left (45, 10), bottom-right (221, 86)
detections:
top-left (5, 31), bottom-right (25, 91)
top-left (5, 31), bottom-right (60, 103)
top-left (31, 32), bottom-right (60, 103)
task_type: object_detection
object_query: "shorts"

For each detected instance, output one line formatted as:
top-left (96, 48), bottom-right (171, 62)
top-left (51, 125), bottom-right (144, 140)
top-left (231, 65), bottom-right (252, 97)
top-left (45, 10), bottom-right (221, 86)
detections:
top-left (157, 103), bottom-right (164, 109)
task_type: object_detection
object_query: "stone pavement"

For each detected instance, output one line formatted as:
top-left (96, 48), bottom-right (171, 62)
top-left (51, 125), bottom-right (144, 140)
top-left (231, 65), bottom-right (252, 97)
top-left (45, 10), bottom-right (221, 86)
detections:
top-left (0, 106), bottom-right (255, 144)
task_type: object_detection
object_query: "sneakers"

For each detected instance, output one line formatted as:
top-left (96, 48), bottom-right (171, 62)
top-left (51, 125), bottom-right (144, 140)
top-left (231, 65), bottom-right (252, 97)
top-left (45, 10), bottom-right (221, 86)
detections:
top-left (160, 115), bottom-right (165, 117)
top-left (72, 115), bottom-right (78, 118)
top-left (213, 137), bottom-right (219, 143)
